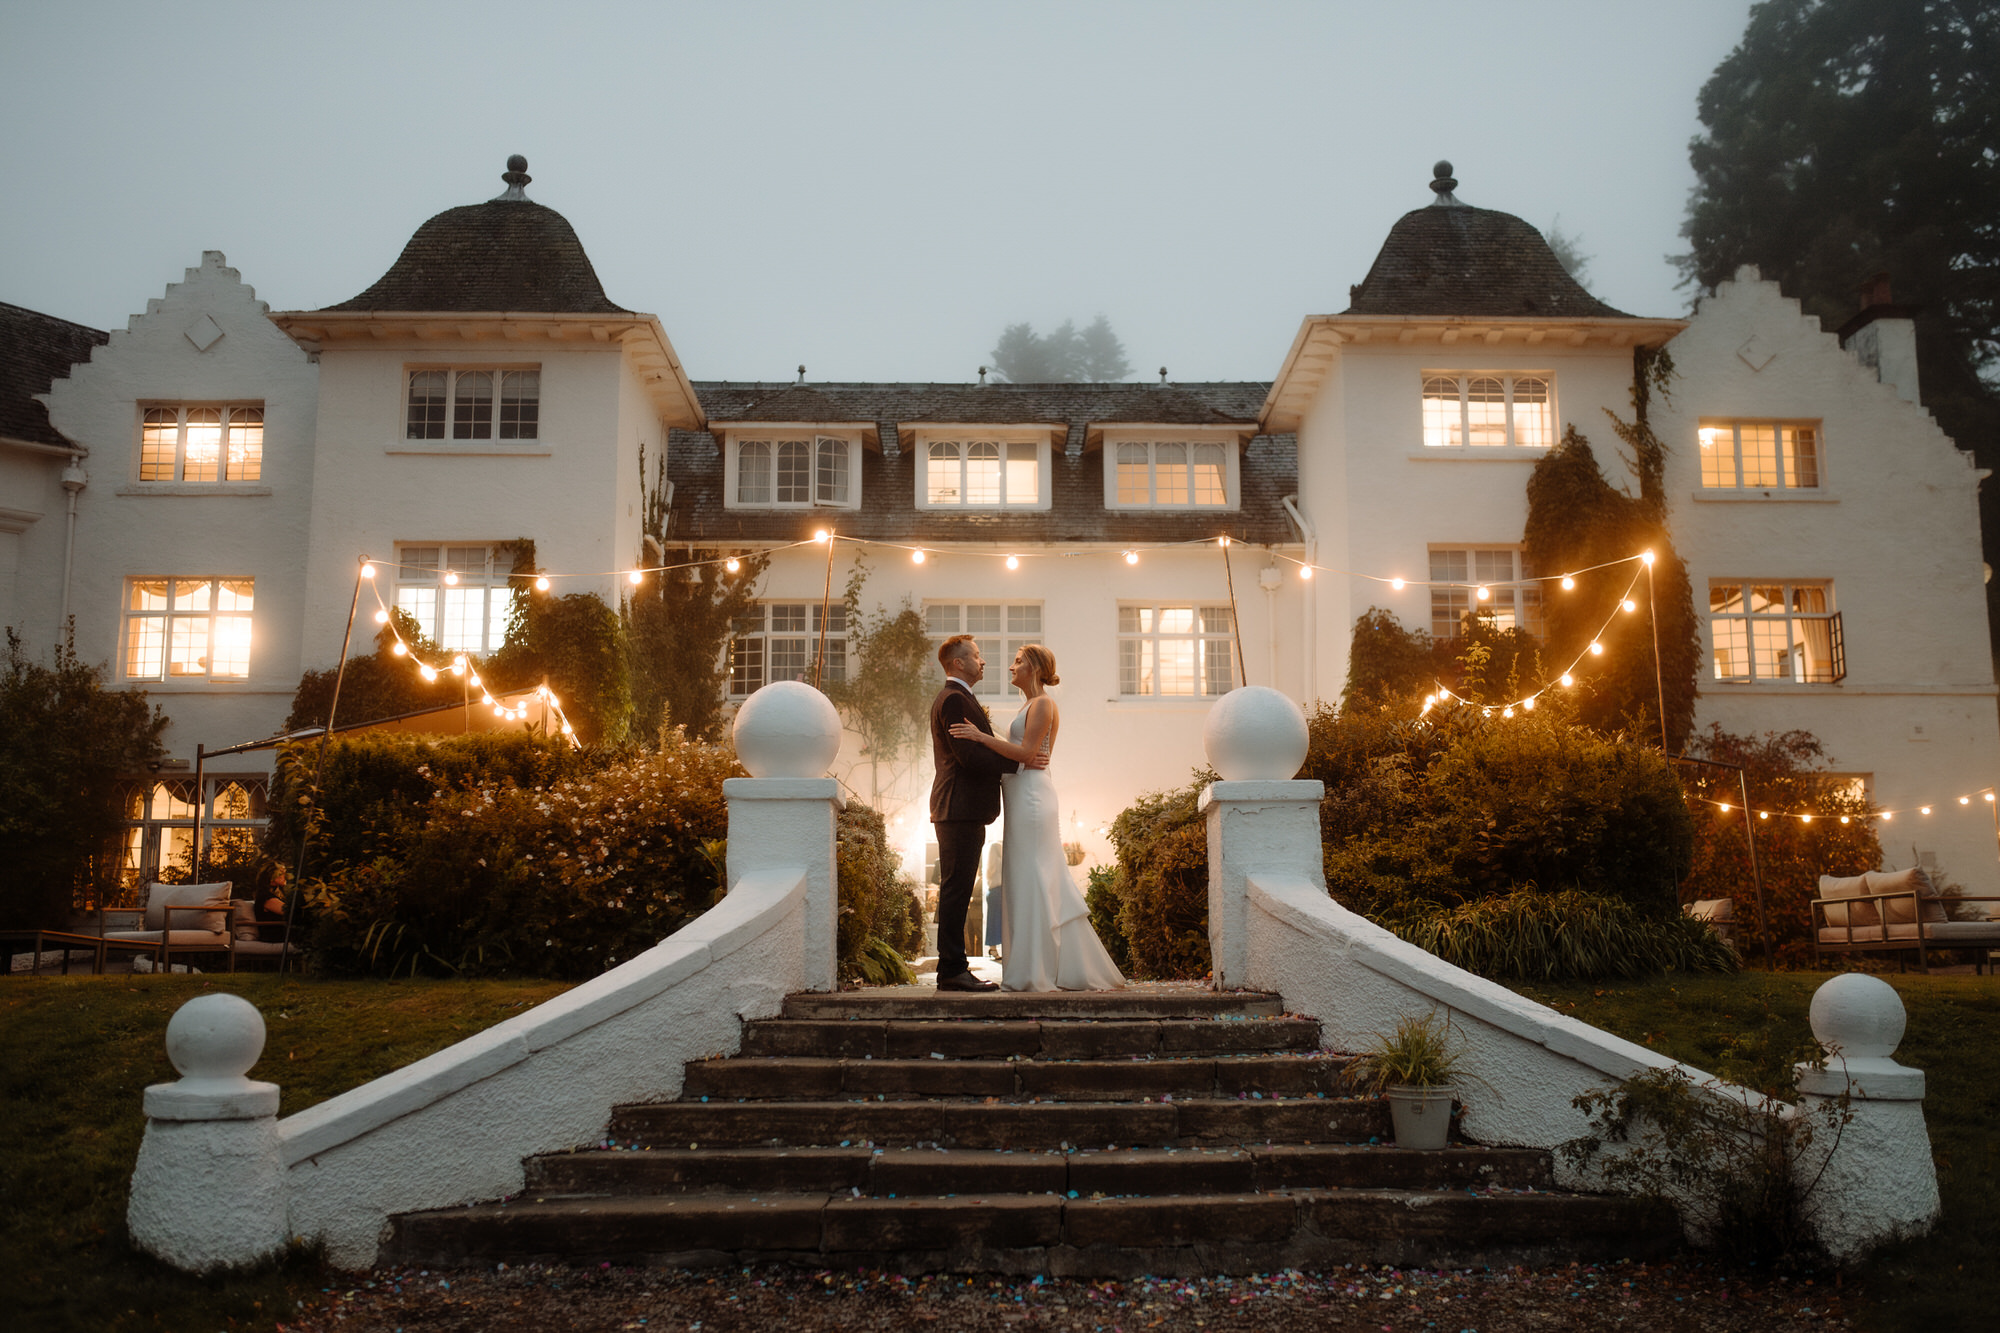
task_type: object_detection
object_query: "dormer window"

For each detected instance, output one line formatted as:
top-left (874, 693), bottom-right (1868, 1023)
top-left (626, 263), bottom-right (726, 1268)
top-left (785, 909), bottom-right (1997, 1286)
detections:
top-left (915, 431), bottom-right (1051, 509)
top-left (726, 434), bottom-right (858, 509)
top-left (1421, 374), bottom-right (1553, 448)
top-left (406, 367), bottom-right (539, 441)
top-left (1104, 430), bottom-right (1238, 508)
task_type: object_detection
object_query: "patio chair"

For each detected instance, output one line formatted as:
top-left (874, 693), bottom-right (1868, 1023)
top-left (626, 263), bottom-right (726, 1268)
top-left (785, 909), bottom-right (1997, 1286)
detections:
top-left (1813, 867), bottom-right (2000, 973)
top-left (99, 881), bottom-right (235, 971)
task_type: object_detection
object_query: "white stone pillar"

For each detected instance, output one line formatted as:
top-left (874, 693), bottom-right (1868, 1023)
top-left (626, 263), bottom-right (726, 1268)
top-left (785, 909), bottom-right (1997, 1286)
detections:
top-left (1792, 973), bottom-right (1940, 1261)
top-left (726, 681), bottom-right (846, 993)
top-left (1198, 687), bottom-right (1323, 989)
top-left (128, 993), bottom-right (288, 1273)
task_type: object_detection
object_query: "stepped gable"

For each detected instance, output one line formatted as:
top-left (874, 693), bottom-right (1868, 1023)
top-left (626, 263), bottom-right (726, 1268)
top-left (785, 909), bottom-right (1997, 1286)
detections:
top-left (388, 987), bottom-right (1680, 1277)
top-left (320, 156), bottom-right (627, 314)
top-left (1344, 162), bottom-right (1632, 319)
top-left (670, 380), bottom-right (1295, 547)
top-left (0, 301), bottom-right (108, 447)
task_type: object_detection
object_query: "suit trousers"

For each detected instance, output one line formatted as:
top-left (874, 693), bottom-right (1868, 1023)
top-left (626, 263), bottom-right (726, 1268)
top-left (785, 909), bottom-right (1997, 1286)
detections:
top-left (933, 819), bottom-right (986, 980)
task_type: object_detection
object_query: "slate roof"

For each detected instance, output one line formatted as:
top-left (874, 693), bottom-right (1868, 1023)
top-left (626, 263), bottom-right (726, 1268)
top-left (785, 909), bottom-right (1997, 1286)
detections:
top-left (0, 301), bottom-right (107, 448)
top-left (668, 381), bottom-right (1297, 547)
top-left (320, 200), bottom-right (629, 315)
top-left (1344, 201), bottom-right (1632, 320)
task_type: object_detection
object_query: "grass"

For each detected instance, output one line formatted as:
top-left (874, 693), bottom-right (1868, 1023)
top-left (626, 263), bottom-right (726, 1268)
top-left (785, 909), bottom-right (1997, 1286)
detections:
top-left (1516, 969), bottom-right (2000, 1333)
top-left (0, 971), bottom-right (570, 1333)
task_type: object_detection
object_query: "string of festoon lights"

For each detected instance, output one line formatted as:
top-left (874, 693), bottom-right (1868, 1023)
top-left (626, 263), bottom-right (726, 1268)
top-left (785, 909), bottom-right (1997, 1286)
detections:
top-left (1688, 788), bottom-right (1999, 828)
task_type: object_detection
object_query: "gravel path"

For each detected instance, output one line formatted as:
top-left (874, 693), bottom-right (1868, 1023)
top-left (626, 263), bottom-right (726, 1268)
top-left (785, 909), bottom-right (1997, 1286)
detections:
top-left (280, 1259), bottom-right (1852, 1331)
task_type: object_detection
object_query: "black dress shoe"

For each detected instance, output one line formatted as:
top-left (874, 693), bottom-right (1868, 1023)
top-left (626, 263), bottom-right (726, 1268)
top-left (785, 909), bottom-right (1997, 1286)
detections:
top-left (936, 971), bottom-right (998, 992)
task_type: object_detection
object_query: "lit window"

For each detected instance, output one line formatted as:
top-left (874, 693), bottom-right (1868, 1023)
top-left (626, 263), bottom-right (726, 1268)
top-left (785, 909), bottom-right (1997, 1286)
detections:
top-left (924, 438), bottom-right (1041, 507)
top-left (1429, 548), bottom-right (1542, 640)
top-left (1118, 603), bottom-right (1234, 697)
top-left (1421, 375), bottom-right (1554, 448)
top-left (124, 577), bottom-right (254, 680)
top-left (1112, 440), bottom-right (1231, 507)
top-left (394, 544), bottom-right (516, 653)
top-left (113, 777), bottom-right (269, 894)
top-left (139, 405), bottom-right (263, 482)
top-left (405, 368), bottom-right (540, 440)
top-left (729, 602), bottom-right (847, 695)
top-left (1697, 422), bottom-right (1820, 490)
top-left (731, 436), bottom-right (853, 507)
top-left (923, 602), bottom-right (1043, 698)
top-left (1708, 581), bottom-right (1843, 683)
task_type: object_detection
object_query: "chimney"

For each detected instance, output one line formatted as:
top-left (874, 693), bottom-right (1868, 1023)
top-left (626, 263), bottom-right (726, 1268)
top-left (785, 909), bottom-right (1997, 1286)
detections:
top-left (1837, 272), bottom-right (1921, 405)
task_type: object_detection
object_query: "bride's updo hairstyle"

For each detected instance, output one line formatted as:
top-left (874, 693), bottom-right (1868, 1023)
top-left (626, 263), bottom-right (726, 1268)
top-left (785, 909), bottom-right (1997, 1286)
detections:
top-left (1020, 643), bottom-right (1059, 687)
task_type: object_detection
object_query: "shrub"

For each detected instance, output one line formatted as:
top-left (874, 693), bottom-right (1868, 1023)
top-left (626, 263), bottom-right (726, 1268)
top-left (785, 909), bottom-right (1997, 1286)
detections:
top-left (1375, 888), bottom-right (1737, 981)
top-left (1083, 864), bottom-right (1132, 975)
top-left (1106, 783), bottom-right (1213, 980)
top-left (836, 801), bottom-right (924, 985)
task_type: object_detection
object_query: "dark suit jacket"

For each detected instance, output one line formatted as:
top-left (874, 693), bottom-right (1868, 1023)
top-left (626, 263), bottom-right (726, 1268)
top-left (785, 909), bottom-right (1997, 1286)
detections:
top-left (929, 680), bottom-right (1018, 824)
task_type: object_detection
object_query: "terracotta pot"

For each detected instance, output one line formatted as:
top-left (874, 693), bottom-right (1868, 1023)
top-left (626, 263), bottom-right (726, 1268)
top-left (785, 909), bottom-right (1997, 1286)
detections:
top-left (1385, 1084), bottom-right (1454, 1149)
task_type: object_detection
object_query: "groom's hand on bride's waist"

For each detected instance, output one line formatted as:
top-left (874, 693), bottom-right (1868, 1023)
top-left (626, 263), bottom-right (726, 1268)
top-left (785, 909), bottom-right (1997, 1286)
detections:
top-left (1021, 752), bottom-right (1049, 770)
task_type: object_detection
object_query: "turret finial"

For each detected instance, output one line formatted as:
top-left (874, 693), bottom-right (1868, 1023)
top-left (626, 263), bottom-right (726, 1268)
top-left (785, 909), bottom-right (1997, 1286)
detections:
top-left (1429, 160), bottom-right (1461, 206)
top-left (495, 155), bottom-right (532, 202)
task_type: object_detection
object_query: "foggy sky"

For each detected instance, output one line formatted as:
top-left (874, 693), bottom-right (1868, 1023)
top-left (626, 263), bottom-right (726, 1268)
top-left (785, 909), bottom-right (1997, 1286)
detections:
top-left (0, 0), bottom-right (1755, 386)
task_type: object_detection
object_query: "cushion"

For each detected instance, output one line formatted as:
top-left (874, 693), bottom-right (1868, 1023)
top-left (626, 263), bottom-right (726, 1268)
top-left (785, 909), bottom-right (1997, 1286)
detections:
top-left (230, 901), bottom-right (260, 942)
top-left (1865, 867), bottom-right (1947, 925)
top-left (142, 881), bottom-right (231, 935)
top-left (1685, 898), bottom-right (1734, 923)
top-left (1923, 920), bottom-right (2000, 943)
top-left (1819, 924), bottom-right (1884, 944)
top-left (1817, 875), bottom-right (1879, 929)
top-left (102, 929), bottom-right (230, 947)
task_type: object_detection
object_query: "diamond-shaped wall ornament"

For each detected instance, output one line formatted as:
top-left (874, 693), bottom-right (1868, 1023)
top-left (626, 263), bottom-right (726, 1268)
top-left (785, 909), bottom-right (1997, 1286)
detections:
top-left (185, 315), bottom-right (225, 352)
top-left (1736, 334), bottom-right (1774, 372)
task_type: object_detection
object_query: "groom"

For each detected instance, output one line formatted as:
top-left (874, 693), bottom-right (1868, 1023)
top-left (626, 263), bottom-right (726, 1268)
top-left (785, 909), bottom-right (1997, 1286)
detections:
top-left (929, 634), bottom-right (1041, 992)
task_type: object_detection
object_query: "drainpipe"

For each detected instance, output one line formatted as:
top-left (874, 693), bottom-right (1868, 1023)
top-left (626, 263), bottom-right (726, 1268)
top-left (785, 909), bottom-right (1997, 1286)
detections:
top-left (60, 455), bottom-right (86, 629)
top-left (1258, 561), bottom-right (1281, 689)
top-left (1280, 494), bottom-right (1317, 702)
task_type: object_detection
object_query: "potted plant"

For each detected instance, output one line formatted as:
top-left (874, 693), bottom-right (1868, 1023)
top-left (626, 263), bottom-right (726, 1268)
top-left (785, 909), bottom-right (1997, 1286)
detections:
top-left (1354, 1011), bottom-right (1463, 1150)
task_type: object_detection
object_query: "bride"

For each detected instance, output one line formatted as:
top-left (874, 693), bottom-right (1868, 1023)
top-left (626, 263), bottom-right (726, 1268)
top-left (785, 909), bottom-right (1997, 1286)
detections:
top-left (949, 644), bottom-right (1125, 992)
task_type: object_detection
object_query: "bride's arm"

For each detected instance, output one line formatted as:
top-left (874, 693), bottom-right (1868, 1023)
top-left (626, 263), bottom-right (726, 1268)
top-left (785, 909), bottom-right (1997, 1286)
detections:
top-left (949, 697), bottom-right (1055, 766)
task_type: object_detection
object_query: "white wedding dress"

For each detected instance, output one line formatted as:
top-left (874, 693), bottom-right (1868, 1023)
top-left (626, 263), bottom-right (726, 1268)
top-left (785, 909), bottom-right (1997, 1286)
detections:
top-left (999, 710), bottom-right (1126, 992)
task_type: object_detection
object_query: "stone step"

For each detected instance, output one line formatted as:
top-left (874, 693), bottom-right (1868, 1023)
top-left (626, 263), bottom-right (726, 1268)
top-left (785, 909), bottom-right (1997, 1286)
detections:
top-left (387, 1186), bottom-right (1678, 1276)
top-left (526, 1143), bottom-right (1554, 1199)
top-left (610, 1096), bottom-right (1386, 1150)
top-left (740, 1015), bottom-right (1322, 1061)
top-left (681, 1053), bottom-right (1351, 1102)
top-left (780, 989), bottom-right (1285, 1022)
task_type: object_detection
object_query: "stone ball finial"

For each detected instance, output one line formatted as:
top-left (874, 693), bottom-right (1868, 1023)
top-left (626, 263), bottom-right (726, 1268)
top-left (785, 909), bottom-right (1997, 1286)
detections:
top-left (733, 680), bottom-right (843, 778)
top-left (1810, 972), bottom-right (1907, 1061)
top-left (165, 993), bottom-right (267, 1085)
top-left (496, 156), bottom-right (532, 200)
top-left (1202, 686), bottom-right (1310, 781)
top-left (507, 154), bottom-right (528, 174)
top-left (1429, 161), bottom-right (1459, 201)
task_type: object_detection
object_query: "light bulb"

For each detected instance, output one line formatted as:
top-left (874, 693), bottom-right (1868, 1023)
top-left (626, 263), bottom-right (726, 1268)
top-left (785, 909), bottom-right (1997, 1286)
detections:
top-left (1622, 599), bottom-right (1637, 613)
top-left (726, 558), bottom-right (741, 573)
top-left (360, 562), bottom-right (376, 579)
top-left (814, 529), bottom-right (830, 543)
top-left (534, 575), bottom-right (550, 592)
top-left (1522, 697), bottom-right (1535, 711)
top-left (467, 672), bottom-right (481, 688)
top-left (1124, 551), bottom-right (1139, 566)
top-left (1840, 816), bottom-right (1850, 824)
top-left (1475, 585), bottom-right (1490, 601)
top-left (1006, 555), bottom-right (1020, 570)
top-left (1390, 577), bottom-right (1405, 591)
top-left (1559, 673), bottom-right (1573, 687)
top-left (909, 550), bottom-right (925, 565)
top-left (1641, 550), bottom-right (1656, 566)
top-left (1719, 803), bottom-right (1731, 813)
top-left (450, 661), bottom-right (465, 676)
top-left (391, 642), bottom-right (407, 657)
top-left (1987, 793), bottom-right (1996, 803)
top-left (1801, 814), bottom-right (1813, 824)
top-left (1561, 576), bottom-right (1576, 591)
top-left (1588, 641), bottom-right (1604, 656)
top-left (1759, 811), bottom-right (1770, 820)
top-left (628, 570), bottom-right (643, 585)
top-left (1882, 812), bottom-right (1893, 821)
top-left (1299, 566), bottom-right (1313, 580)
top-left (560, 723), bottom-right (573, 736)
top-left (493, 705), bottom-right (507, 718)
top-left (1960, 796), bottom-right (1971, 805)
top-left (420, 665), bottom-right (437, 682)
top-left (1217, 535), bottom-right (1231, 548)
top-left (1423, 694), bottom-right (1436, 707)
top-left (482, 693), bottom-right (494, 706)
top-left (1502, 707), bottom-right (1514, 719)
top-left (1922, 806), bottom-right (1933, 815)
top-left (1481, 707), bottom-right (1492, 718)
top-left (373, 609), bottom-right (389, 624)
top-left (443, 570), bottom-right (459, 586)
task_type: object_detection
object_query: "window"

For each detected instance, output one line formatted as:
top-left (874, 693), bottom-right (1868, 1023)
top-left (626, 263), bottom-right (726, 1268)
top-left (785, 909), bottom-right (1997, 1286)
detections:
top-left (124, 577), bottom-right (253, 680)
top-left (394, 544), bottom-right (516, 654)
top-left (1698, 422), bottom-right (1820, 490)
top-left (1421, 374), bottom-right (1553, 448)
top-left (1112, 440), bottom-right (1231, 507)
top-left (924, 602), bottom-right (1043, 699)
top-left (1429, 548), bottom-right (1543, 641)
top-left (729, 602), bottom-right (847, 696)
top-left (113, 777), bottom-right (268, 893)
top-left (405, 368), bottom-right (540, 441)
top-left (732, 436), bottom-right (854, 507)
top-left (139, 404), bottom-right (263, 481)
top-left (1709, 581), bottom-right (1844, 683)
top-left (1119, 604), bottom-right (1234, 697)
top-left (923, 438), bottom-right (1042, 507)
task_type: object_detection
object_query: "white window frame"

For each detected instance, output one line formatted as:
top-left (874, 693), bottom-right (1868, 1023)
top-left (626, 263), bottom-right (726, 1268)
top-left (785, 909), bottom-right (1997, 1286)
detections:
top-left (913, 429), bottom-right (1052, 510)
top-left (138, 403), bottom-right (264, 483)
top-left (404, 366), bottom-right (541, 442)
top-left (1420, 373), bottom-right (1555, 448)
top-left (393, 543), bottom-right (518, 654)
top-left (1102, 428), bottom-right (1240, 509)
top-left (1428, 547), bottom-right (1543, 641)
top-left (728, 602), bottom-right (847, 696)
top-left (1696, 420), bottom-right (1823, 492)
top-left (1118, 603), bottom-right (1235, 698)
top-left (723, 432), bottom-right (861, 510)
top-left (123, 576), bottom-right (255, 681)
top-left (923, 601), bottom-right (1044, 699)
top-left (1708, 579), bottom-right (1844, 684)
top-left (115, 776), bottom-right (268, 893)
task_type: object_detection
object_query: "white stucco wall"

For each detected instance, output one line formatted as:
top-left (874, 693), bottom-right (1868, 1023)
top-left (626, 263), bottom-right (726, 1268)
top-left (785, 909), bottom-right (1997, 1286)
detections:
top-left (1659, 268), bottom-right (2000, 895)
top-left (0, 445), bottom-right (70, 645)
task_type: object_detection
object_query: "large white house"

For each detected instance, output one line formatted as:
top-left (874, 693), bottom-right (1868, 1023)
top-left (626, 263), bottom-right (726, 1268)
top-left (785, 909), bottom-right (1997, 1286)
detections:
top-left (4, 157), bottom-right (1994, 899)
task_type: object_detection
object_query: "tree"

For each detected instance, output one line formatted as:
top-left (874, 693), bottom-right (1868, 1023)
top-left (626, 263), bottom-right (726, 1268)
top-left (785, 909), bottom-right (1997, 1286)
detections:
top-left (823, 556), bottom-right (934, 800)
top-left (286, 609), bottom-right (463, 731)
top-left (1545, 216), bottom-right (1593, 285)
top-left (624, 549), bottom-right (769, 742)
top-left (1678, 0), bottom-right (2000, 648)
top-left (0, 628), bottom-right (166, 926)
top-left (988, 315), bottom-right (1133, 383)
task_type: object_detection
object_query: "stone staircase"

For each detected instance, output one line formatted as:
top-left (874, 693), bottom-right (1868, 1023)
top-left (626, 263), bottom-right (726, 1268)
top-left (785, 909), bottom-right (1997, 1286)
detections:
top-left (387, 987), bottom-right (1678, 1276)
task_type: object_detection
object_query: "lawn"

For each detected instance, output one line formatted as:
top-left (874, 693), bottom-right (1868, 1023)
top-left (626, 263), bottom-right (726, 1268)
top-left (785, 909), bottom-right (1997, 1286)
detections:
top-left (0, 971), bottom-right (570, 1333)
top-left (1515, 970), bottom-right (2000, 1333)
